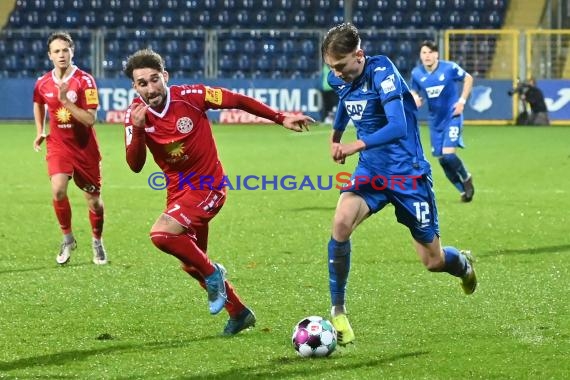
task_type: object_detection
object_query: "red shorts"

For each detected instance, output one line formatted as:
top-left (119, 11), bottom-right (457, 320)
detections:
top-left (165, 188), bottom-right (226, 229)
top-left (47, 151), bottom-right (102, 194)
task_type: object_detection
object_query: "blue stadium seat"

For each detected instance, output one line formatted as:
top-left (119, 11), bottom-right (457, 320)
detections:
top-left (292, 10), bottom-right (308, 27)
top-left (120, 10), bottom-right (136, 27)
top-left (101, 11), bottom-right (120, 27)
top-left (413, 0), bottom-right (428, 10)
top-left (432, 0), bottom-right (447, 9)
top-left (218, 57), bottom-right (233, 73)
top-left (451, 0), bottom-right (466, 9)
top-left (89, 0), bottom-right (105, 9)
top-left (352, 10), bottom-right (365, 25)
top-left (176, 10), bottom-right (193, 23)
top-left (256, 54), bottom-right (271, 71)
top-left (409, 11), bottom-right (423, 26)
top-left (273, 10), bottom-right (288, 27)
top-left (275, 54), bottom-right (288, 71)
top-left (141, 11), bottom-right (155, 26)
top-left (471, 0), bottom-right (487, 10)
top-left (467, 11), bottom-right (481, 25)
top-left (219, 38), bottom-right (236, 55)
top-left (197, 10), bottom-right (211, 26)
top-left (262, 39), bottom-right (278, 54)
top-left (204, 0), bottom-right (218, 8)
top-left (163, 40), bottom-right (180, 55)
top-left (391, 11), bottom-right (404, 25)
top-left (448, 10), bottom-right (463, 27)
top-left (8, 10), bottom-right (24, 27)
top-left (236, 54), bottom-right (251, 71)
top-left (374, 0), bottom-right (391, 11)
top-left (239, 0), bottom-right (254, 8)
top-left (216, 10), bottom-right (234, 27)
top-left (281, 39), bottom-right (295, 54)
top-left (394, 0), bottom-right (408, 10)
top-left (159, 10), bottom-right (175, 26)
top-left (301, 40), bottom-right (315, 56)
top-left (243, 39), bottom-right (257, 54)
top-left (236, 10), bottom-right (250, 26)
top-left (485, 10), bottom-right (502, 27)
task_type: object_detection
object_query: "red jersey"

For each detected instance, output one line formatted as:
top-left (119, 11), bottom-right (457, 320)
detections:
top-left (125, 84), bottom-right (285, 199)
top-left (33, 66), bottom-right (101, 161)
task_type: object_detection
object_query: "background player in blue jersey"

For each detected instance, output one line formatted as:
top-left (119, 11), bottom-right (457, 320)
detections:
top-left (410, 40), bottom-right (475, 202)
top-left (321, 24), bottom-right (477, 346)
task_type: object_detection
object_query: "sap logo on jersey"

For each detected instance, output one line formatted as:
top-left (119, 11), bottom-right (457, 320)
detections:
top-left (426, 85), bottom-right (445, 98)
top-left (345, 100), bottom-right (367, 120)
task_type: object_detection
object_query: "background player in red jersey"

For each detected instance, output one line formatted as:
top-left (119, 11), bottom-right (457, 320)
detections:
top-left (32, 31), bottom-right (108, 265)
top-left (123, 49), bottom-right (313, 335)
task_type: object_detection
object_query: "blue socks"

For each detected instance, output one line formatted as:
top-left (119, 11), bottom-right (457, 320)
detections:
top-left (442, 246), bottom-right (468, 277)
top-left (328, 238), bottom-right (351, 306)
top-left (439, 154), bottom-right (469, 193)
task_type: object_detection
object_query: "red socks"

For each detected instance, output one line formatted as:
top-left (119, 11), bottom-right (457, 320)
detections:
top-left (53, 197), bottom-right (72, 234)
top-left (89, 208), bottom-right (104, 239)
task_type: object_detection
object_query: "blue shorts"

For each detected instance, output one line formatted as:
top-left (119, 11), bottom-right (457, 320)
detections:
top-left (340, 166), bottom-right (440, 243)
top-left (430, 115), bottom-right (465, 156)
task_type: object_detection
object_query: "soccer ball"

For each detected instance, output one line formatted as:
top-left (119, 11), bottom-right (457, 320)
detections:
top-left (291, 316), bottom-right (337, 358)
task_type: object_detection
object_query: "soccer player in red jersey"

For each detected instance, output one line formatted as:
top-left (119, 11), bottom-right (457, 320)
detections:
top-left (33, 31), bottom-right (108, 266)
top-left (123, 49), bottom-right (313, 335)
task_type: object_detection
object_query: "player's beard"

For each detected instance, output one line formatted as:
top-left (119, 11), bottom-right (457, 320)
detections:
top-left (146, 92), bottom-right (165, 108)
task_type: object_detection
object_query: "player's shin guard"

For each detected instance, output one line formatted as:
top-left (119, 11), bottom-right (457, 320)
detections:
top-left (439, 154), bottom-right (468, 193)
top-left (53, 197), bottom-right (72, 234)
top-left (442, 246), bottom-right (469, 277)
top-left (88, 208), bottom-right (104, 239)
top-left (328, 238), bottom-right (351, 307)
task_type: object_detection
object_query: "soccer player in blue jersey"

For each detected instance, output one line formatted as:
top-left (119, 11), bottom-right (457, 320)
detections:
top-left (410, 40), bottom-right (475, 202)
top-left (321, 24), bottom-right (477, 346)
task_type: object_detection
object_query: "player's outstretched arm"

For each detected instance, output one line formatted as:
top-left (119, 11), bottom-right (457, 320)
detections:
top-left (281, 115), bottom-right (314, 132)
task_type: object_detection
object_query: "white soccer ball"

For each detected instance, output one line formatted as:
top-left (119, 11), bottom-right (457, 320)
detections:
top-left (291, 315), bottom-right (337, 358)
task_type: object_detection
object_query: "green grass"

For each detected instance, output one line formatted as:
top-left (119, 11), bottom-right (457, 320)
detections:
top-left (0, 122), bottom-right (568, 379)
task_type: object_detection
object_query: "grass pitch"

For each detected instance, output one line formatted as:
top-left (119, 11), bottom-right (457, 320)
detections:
top-left (0, 122), bottom-right (568, 379)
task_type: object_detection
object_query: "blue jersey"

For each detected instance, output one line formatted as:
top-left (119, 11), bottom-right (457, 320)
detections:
top-left (410, 60), bottom-right (467, 129)
top-left (328, 55), bottom-right (430, 177)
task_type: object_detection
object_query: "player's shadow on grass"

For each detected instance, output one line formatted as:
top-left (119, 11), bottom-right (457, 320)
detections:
top-left (484, 244), bottom-right (570, 256)
top-left (178, 350), bottom-right (429, 380)
top-left (0, 262), bottom-right (92, 275)
top-left (0, 337), bottom-right (219, 373)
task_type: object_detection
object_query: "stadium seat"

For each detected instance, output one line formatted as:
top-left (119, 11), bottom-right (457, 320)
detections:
top-left (236, 54), bottom-right (251, 71)
top-left (467, 11), bottom-right (481, 25)
top-left (159, 10), bottom-right (175, 26)
top-left (413, 0), bottom-right (428, 10)
top-left (394, 0), bottom-right (408, 10)
top-left (451, 0), bottom-right (465, 9)
top-left (301, 40), bottom-right (315, 56)
top-left (409, 11), bottom-right (423, 27)
top-left (236, 10), bottom-right (250, 26)
top-left (197, 10), bottom-right (211, 26)
top-left (472, 0), bottom-right (487, 10)
top-left (256, 54), bottom-right (271, 71)
top-left (243, 39), bottom-right (257, 54)
top-left (141, 11), bottom-right (155, 26)
top-left (7, 10), bottom-right (24, 27)
top-left (285, 10), bottom-right (305, 27)
top-left (434, 0), bottom-right (448, 8)
top-left (374, 0), bottom-right (391, 11)
top-left (449, 10), bottom-right (463, 27)
top-left (216, 10), bottom-right (234, 27)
